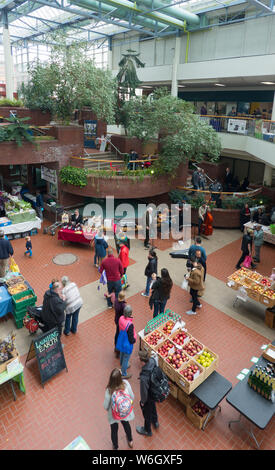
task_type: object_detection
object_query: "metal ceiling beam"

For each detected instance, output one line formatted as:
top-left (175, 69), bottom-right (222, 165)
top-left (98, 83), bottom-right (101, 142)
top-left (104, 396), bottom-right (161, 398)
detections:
top-left (247, 0), bottom-right (273, 12)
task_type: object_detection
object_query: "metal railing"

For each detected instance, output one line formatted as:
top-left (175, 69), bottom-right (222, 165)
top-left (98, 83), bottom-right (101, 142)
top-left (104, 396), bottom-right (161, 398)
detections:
top-left (199, 114), bottom-right (275, 143)
top-left (71, 155), bottom-right (158, 172)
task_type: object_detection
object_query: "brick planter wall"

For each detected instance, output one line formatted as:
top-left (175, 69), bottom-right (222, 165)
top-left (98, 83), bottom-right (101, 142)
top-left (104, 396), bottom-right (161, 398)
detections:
top-left (191, 207), bottom-right (240, 228)
top-left (0, 107), bottom-right (51, 126)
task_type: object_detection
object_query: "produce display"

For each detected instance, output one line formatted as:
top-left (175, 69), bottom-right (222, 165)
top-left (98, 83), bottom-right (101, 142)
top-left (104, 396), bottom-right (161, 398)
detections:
top-left (1, 192), bottom-right (36, 224)
top-left (157, 340), bottom-right (175, 358)
top-left (8, 283), bottom-right (28, 295)
top-left (5, 275), bottom-right (25, 287)
top-left (161, 320), bottom-right (175, 336)
top-left (263, 289), bottom-right (275, 300)
top-left (0, 332), bottom-right (16, 364)
top-left (180, 363), bottom-right (201, 382)
top-left (191, 400), bottom-right (209, 417)
top-left (166, 350), bottom-right (189, 369)
top-left (227, 267), bottom-right (275, 307)
top-left (183, 338), bottom-right (203, 357)
top-left (15, 294), bottom-right (34, 303)
top-left (260, 278), bottom-right (272, 287)
top-left (196, 350), bottom-right (215, 368)
top-left (145, 330), bottom-right (165, 347)
top-left (171, 330), bottom-right (189, 346)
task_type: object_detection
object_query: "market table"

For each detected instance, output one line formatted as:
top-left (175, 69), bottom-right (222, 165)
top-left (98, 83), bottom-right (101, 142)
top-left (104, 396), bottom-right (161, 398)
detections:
top-left (0, 285), bottom-right (13, 318)
top-left (244, 221), bottom-right (275, 245)
top-left (2, 216), bottom-right (41, 236)
top-left (58, 228), bottom-right (95, 245)
top-left (0, 362), bottom-right (25, 400)
top-left (192, 371), bottom-right (232, 430)
top-left (226, 340), bottom-right (275, 449)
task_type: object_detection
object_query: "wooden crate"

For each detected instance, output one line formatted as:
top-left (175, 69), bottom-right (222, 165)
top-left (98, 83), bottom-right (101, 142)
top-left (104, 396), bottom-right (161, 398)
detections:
top-left (182, 336), bottom-right (204, 360)
top-left (265, 310), bottom-right (275, 329)
top-left (168, 380), bottom-right (178, 400)
top-left (260, 289), bottom-right (275, 309)
top-left (194, 348), bottom-right (219, 380)
top-left (155, 339), bottom-right (175, 370)
top-left (169, 329), bottom-right (190, 348)
top-left (247, 287), bottom-right (261, 302)
top-left (159, 320), bottom-right (176, 338)
top-left (262, 343), bottom-right (275, 362)
top-left (142, 329), bottom-right (167, 352)
top-left (186, 397), bottom-right (214, 430)
top-left (0, 349), bottom-right (20, 374)
top-left (174, 360), bottom-right (205, 395)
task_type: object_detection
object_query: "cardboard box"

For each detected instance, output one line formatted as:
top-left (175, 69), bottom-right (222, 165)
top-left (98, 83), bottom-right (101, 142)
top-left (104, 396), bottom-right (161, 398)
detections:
top-left (142, 329), bottom-right (166, 351)
top-left (174, 360), bottom-right (204, 395)
top-left (155, 339), bottom-right (175, 370)
top-left (177, 388), bottom-right (193, 407)
top-left (195, 348), bottom-right (219, 380)
top-left (168, 381), bottom-right (178, 400)
top-left (265, 310), bottom-right (275, 329)
top-left (0, 349), bottom-right (20, 374)
top-left (186, 397), bottom-right (214, 430)
top-left (262, 343), bottom-right (275, 362)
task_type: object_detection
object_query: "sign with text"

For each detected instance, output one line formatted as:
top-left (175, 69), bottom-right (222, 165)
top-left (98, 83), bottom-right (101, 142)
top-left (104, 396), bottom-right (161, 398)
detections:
top-left (25, 328), bottom-right (67, 386)
top-left (227, 118), bottom-right (247, 135)
top-left (41, 166), bottom-right (57, 185)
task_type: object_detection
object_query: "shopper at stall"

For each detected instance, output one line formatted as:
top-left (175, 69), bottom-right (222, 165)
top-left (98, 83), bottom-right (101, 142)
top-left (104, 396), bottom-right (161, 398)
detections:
top-left (141, 249), bottom-right (158, 297)
top-left (0, 230), bottom-right (14, 278)
top-left (136, 349), bottom-right (159, 437)
top-left (61, 276), bottom-right (83, 336)
top-left (252, 207), bottom-right (264, 224)
top-left (195, 249), bottom-right (207, 282)
top-left (240, 203), bottom-right (251, 232)
top-left (186, 260), bottom-right (205, 315)
top-left (149, 268), bottom-right (173, 318)
top-left (114, 292), bottom-right (127, 358)
top-left (118, 241), bottom-right (129, 274)
top-left (100, 248), bottom-right (124, 308)
top-left (35, 190), bottom-right (44, 220)
top-left (24, 236), bottom-right (32, 258)
top-left (117, 305), bottom-right (137, 379)
top-left (235, 228), bottom-right (256, 269)
top-left (253, 224), bottom-right (264, 264)
top-left (104, 368), bottom-right (134, 450)
top-left (41, 281), bottom-right (66, 336)
top-left (94, 231), bottom-right (108, 267)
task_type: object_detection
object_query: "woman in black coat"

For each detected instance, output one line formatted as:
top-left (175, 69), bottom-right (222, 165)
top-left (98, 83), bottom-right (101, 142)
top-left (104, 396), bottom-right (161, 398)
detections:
top-left (236, 229), bottom-right (256, 269)
top-left (141, 250), bottom-right (158, 297)
top-left (149, 268), bottom-right (173, 318)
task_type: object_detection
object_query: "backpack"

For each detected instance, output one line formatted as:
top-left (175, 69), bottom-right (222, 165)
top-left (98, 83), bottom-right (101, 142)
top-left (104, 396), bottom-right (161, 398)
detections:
top-left (111, 389), bottom-right (133, 420)
top-left (149, 365), bottom-right (170, 403)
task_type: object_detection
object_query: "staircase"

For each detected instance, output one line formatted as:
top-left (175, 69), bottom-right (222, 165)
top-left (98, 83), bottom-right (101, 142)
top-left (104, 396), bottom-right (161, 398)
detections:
top-left (70, 151), bottom-right (125, 171)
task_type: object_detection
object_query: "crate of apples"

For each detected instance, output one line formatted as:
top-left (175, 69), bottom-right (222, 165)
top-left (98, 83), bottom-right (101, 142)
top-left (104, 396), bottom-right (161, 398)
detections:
top-left (260, 278), bottom-right (271, 287)
top-left (196, 350), bottom-right (215, 368)
top-left (192, 400), bottom-right (209, 417)
top-left (171, 330), bottom-right (189, 347)
top-left (183, 338), bottom-right (203, 357)
top-left (263, 289), bottom-right (275, 300)
top-left (157, 340), bottom-right (174, 358)
top-left (179, 363), bottom-right (201, 382)
top-left (166, 350), bottom-right (189, 369)
top-left (145, 330), bottom-right (165, 348)
top-left (161, 320), bottom-right (175, 336)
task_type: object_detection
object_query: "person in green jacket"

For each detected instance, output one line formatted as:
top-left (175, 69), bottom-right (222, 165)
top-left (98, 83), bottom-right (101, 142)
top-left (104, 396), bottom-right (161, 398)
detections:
top-left (253, 225), bottom-right (264, 263)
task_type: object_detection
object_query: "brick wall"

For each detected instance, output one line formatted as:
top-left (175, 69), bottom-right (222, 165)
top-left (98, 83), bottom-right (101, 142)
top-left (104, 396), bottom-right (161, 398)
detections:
top-left (0, 107), bottom-right (51, 126)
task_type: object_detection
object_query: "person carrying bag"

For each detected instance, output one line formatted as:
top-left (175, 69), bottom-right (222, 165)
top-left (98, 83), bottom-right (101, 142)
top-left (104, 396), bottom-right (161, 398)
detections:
top-left (116, 305), bottom-right (136, 379)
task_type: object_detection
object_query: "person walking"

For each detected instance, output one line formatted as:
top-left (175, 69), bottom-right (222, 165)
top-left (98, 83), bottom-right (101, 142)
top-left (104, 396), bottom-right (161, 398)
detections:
top-left (188, 237), bottom-right (207, 265)
top-left (186, 260), bottom-right (205, 315)
top-left (35, 190), bottom-right (44, 220)
top-left (61, 276), bottom-right (83, 336)
top-left (117, 305), bottom-right (136, 379)
top-left (235, 228), bottom-right (256, 269)
top-left (253, 224), bottom-right (264, 264)
top-left (149, 268), bottom-right (173, 318)
top-left (94, 231), bottom-right (108, 267)
top-left (195, 249), bottom-right (207, 282)
top-left (141, 249), bottom-right (158, 297)
top-left (0, 230), bottom-right (14, 278)
top-left (41, 280), bottom-right (66, 336)
top-left (100, 248), bottom-right (124, 309)
top-left (198, 203), bottom-right (207, 235)
top-left (136, 349), bottom-right (159, 437)
top-left (114, 292), bottom-right (127, 358)
top-left (24, 236), bottom-right (32, 258)
top-left (143, 207), bottom-right (154, 249)
top-left (104, 368), bottom-right (134, 450)
top-left (118, 241), bottom-right (129, 274)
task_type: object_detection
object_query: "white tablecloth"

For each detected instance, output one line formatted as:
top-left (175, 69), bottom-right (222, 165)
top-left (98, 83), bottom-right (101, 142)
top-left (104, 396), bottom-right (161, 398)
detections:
top-left (2, 217), bottom-right (41, 235)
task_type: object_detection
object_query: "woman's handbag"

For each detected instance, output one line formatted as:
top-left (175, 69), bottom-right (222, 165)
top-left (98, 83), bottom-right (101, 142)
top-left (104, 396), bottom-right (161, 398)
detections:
top-left (243, 255), bottom-right (252, 268)
top-left (116, 322), bottom-right (133, 355)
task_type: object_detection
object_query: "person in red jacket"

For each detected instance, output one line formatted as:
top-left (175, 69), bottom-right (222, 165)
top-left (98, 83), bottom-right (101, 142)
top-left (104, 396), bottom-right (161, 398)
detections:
top-left (100, 248), bottom-right (124, 309)
top-left (118, 241), bottom-right (129, 274)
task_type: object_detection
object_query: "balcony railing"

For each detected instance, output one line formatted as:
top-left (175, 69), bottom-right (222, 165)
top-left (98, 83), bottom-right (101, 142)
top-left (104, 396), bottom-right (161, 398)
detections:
top-left (200, 115), bottom-right (275, 143)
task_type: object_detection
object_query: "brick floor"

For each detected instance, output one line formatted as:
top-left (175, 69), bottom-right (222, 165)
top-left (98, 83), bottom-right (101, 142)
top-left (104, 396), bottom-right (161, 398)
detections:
top-left (0, 224), bottom-right (274, 451)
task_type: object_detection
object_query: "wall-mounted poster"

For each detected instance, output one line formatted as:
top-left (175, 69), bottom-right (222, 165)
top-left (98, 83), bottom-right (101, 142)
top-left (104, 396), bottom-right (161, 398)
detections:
top-left (227, 118), bottom-right (247, 134)
top-left (84, 120), bottom-right (97, 148)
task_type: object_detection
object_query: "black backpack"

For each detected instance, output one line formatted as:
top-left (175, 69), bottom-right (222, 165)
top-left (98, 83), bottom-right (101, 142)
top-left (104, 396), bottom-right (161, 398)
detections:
top-left (149, 365), bottom-right (170, 403)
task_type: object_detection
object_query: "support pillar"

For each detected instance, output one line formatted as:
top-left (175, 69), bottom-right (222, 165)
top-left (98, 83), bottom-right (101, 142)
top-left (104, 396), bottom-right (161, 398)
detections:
top-left (271, 91), bottom-right (275, 122)
top-left (2, 10), bottom-right (14, 100)
top-left (263, 164), bottom-right (273, 186)
top-left (171, 35), bottom-right (181, 98)
top-left (107, 36), bottom-right (113, 71)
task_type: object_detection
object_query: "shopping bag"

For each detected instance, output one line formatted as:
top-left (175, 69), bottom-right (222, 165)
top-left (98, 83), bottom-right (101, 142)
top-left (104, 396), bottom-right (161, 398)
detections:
top-left (10, 257), bottom-right (20, 273)
top-left (181, 278), bottom-right (189, 290)
top-left (121, 273), bottom-right (128, 290)
top-left (243, 255), bottom-right (252, 268)
top-left (116, 322), bottom-right (133, 355)
top-left (97, 270), bottom-right (107, 291)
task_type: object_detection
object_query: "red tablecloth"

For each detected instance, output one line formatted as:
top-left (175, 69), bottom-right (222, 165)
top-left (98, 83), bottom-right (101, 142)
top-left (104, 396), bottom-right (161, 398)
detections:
top-left (58, 228), bottom-right (95, 245)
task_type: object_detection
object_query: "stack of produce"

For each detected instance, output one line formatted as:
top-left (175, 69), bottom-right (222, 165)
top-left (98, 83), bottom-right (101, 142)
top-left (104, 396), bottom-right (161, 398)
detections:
top-left (11, 289), bottom-right (37, 329)
top-left (227, 268), bottom-right (275, 307)
top-left (4, 193), bottom-right (36, 224)
top-left (0, 332), bottom-right (18, 373)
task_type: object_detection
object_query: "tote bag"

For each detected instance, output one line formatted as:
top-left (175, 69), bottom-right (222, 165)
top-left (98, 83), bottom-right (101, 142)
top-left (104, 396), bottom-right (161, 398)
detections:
top-left (243, 255), bottom-right (252, 268)
top-left (116, 322), bottom-right (133, 355)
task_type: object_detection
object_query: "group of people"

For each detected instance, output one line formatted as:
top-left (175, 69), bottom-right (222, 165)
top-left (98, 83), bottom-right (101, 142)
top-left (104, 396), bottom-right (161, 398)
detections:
top-left (236, 224), bottom-right (264, 269)
top-left (191, 167), bottom-right (207, 191)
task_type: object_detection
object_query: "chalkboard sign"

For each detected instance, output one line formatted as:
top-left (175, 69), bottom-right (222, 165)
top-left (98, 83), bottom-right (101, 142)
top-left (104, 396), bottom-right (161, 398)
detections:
top-left (25, 328), bottom-right (68, 386)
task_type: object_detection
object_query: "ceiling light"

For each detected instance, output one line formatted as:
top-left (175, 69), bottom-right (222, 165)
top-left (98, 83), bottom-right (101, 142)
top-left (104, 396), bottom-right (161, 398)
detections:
top-left (178, 85), bottom-right (186, 88)
top-left (260, 81), bottom-right (275, 85)
top-left (215, 83), bottom-right (225, 87)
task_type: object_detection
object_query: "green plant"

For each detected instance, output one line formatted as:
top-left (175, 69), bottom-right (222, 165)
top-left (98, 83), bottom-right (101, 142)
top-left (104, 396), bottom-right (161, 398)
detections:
top-left (59, 166), bottom-right (88, 187)
top-left (4, 116), bottom-right (34, 147)
top-left (0, 98), bottom-right (23, 107)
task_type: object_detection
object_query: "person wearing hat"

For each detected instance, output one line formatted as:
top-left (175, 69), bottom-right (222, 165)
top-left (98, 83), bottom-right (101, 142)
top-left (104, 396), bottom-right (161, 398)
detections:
top-left (0, 230), bottom-right (14, 278)
top-left (117, 305), bottom-right (136, 379)
top-left (136, 349), bottom-right (159, 437)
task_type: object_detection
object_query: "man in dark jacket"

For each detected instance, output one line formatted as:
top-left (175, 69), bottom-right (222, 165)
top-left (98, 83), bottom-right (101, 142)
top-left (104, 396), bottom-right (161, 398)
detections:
top-left (136, 349), bottom-right (159, 437)
top-left (236, 229), bottom-right (256, 269)
top-left (41, 281), bottom-right (66, 336)
top-left (0, 230), bottom-right (14, 278)
top-left (141, 249), bottom-right (158, 297)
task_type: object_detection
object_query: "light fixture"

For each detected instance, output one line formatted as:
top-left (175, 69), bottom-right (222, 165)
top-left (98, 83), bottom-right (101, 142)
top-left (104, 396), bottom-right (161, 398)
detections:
top-left (214, 83), bottom-right (225, 87)
top-left (260, 81), bottom-right (275, 85)
top-left (178, 85), bottom-right (186, 88)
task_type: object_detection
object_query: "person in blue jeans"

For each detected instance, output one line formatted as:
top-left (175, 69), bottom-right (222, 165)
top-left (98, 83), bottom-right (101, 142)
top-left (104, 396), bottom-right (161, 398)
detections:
top-left (149, 268), bottom-right (173, 318)
top-left (24, 236), bottom-right (32, 258)
top-left (118, 305), bottom-right (136, 379)
top-left (141, 249), bottom-right (158, 297)
top-left (100, 248), bottom-right (124, 308)
top-left (61, 276), bottom-right (83, 336)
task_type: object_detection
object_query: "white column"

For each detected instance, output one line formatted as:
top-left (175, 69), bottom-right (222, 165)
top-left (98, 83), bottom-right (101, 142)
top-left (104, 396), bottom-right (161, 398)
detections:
top-left (263, 164), bottom-right (273, 186)
top-left (171, 36), bottom-right (181, 97)
top-left (272, 92), bottom-right (275, 121)
top-left (3, 16), bottom-right (14, 100)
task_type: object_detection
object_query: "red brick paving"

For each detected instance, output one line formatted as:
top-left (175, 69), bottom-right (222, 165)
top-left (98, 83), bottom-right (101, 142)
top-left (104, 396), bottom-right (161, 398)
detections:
top-left (0, 224), bottom-right (274, 450)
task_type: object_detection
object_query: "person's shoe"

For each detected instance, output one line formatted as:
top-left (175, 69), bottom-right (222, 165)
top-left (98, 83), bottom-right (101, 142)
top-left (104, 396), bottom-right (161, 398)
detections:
top-left (127, 440), bottom-right (134, 448)
top-left (127, 364), bottom-right (131, 369)
top-left (235, 265), bottom-right (240, 270)
top-left (121, 374), bottom-right (132, 379)
top-left (141, 293), bottom-right (149, 297)
top-left (113, 445), bottom-right (118, 450)
top-left (64, 331), bottom-right (70, 336)
top-left (71, 330), bottom-right (76, 334)
top-left (136, 426), bottom-right (152, 437)
top-left (197, 304), bottom-right (202, 309)
top-left (108, 306), bottom-right (113, 309)
top-left (152, 422), bottom-right (159, 429)
top-left (186, 310), bottom-right (197, 315)
top-left (251, 263), bottom-right (257, 269)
